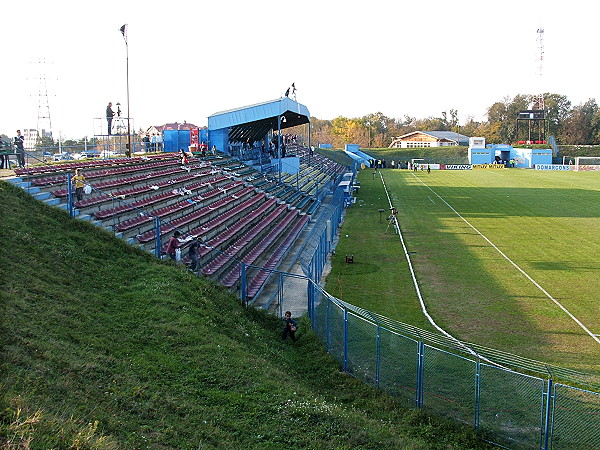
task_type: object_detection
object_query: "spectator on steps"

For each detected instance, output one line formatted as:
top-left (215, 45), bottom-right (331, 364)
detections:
top-left (282, 311), bottom-right (298, 341)
top-left (165, 231), bottom-right (182, 261)
top-left (188, 238), bottom-right (200, 272)
top-left (72, 169), bottom-right (87, 202)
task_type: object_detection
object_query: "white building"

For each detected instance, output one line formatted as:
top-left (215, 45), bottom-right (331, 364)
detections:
top-left (22, 128), bottom-right (53, 149)
top-left (389, 131), bottom-right (470, 148)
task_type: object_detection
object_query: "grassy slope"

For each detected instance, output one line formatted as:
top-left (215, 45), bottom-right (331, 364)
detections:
top-left (0, 181), bottom-right (489, 449)
top-left (327, 168), bottom-right (600, 373)
top-left (365, 147), bottom-right (469, 165)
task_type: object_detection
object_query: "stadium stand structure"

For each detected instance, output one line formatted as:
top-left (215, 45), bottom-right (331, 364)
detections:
top-left (10, 147), bottom-right (347, 304)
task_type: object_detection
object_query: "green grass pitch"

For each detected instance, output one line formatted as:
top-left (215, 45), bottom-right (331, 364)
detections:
top-left (325, 168), bottom-right (600, 374)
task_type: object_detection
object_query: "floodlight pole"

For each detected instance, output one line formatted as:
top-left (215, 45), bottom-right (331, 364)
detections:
top-left (122, 28), bottom-right (132, 158)
top-left (278, 115), bottom-right (283, 183)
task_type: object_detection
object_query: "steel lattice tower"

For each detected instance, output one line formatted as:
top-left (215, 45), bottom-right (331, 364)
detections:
top-left (534, 28), bottom-right (545, 110)
top-left (33, 59), bottom-right (53, 143)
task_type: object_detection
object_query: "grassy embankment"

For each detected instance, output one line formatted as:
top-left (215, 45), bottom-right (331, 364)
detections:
top-left (0, 181), bottom-right (489, 449)
top-left (319, 144), bottom-right (600, 166)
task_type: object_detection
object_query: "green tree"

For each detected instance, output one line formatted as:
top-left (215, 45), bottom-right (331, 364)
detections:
top-left (559, 99), bottom-right (599, 145)
top-left (310, 117), bottom-right (333, 146)
top-left (35, 134), bottom-right (55, 149)
top-left (487, 94), bottom-right (530, 144)
top-left (544, 93), bottom-right (571, 139)
top-left (331, 116), bottom-right (365, 147)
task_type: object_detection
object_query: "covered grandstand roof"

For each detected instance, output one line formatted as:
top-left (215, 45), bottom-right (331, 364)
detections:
top-left (208, 97), bottom-right (310, 143)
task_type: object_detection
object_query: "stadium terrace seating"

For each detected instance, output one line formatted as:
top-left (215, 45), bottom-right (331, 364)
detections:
top-left (201, 204), bottom-right (288, 277)
top-left (75, 171), bottom-right (216, 208)
top-left (90, 173), bottom-right (227, 219)
top-left (162, 194), bottom-right (270, 262)
top-left (286, 190), bottom-right (304, 205)
top-left (245, 214), bottom-right (310, 298)
top-left (219, 209), bottom-right (301, 288)
top-left (181, 193), bottom-right (266, 242)
top-left (33, 158), bottom-right (188, 187)
top-left (197, 197), bottom-right (278, 257)
top-left (138, 187), bottom-right (258, 244)
top-left (115, 181), bottom-right (244, 232)
top-left (52, 165), bottom-right (214, 198)
top-left (16, 147), bottom-right (341, 304)
top-left (306, 199), bottom-right (320, 215)
top-left (13, 156), bottom-right (143, 177)
top-left (25, 153), bottom-right (178, 175)
top-left (295, 196), bottom-right (311, 210)
top-left (93, 190), bottom-right (178, 220)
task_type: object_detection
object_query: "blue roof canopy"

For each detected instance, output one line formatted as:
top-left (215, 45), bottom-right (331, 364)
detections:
top-left (208, 97), bottom-right (310, 143)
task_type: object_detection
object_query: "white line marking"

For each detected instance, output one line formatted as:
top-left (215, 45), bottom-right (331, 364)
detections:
top-left (412, 174), bottom-right (600, 345)
top-left (378, 172), bottom-right (509, 368)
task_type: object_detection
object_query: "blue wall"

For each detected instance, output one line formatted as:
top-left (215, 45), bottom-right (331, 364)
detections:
top-left (163, 130), bottom-right (191, 153)
top-left (469, 144), bottom-right (553, 167)
top-left (209, 128), bottom-right (229, 155)
top-left (469, 147), bottom-right (493, 164)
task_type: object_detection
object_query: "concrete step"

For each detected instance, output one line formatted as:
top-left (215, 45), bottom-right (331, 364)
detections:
top-left (7, 177), bottom-right (24, 185)
top-left (9, 179), bottom-right (35, 190)
top-left (34, 191), bottom-right (51, 200)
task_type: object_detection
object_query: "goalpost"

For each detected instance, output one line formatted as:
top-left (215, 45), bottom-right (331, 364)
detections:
top-left (575, 157), bottom-right (600, 171)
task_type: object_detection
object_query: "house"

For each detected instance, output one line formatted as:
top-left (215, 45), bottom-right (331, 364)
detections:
top-left (389, 131), bottom-right (470, 148)
top-left (144, 122), bottom-right (203, 137)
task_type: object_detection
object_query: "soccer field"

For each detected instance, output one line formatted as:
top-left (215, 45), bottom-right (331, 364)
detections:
top-left (326, 168), bottom-right (600, 373)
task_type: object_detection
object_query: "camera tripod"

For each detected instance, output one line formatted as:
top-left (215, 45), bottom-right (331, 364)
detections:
top-left (111, 115), bottom-right (127, 135)
top-left (385, 216), bottom-right (398, 234)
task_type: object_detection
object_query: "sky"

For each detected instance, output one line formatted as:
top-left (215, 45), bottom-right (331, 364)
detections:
top-left (2, 0), bottom-right (598, 140)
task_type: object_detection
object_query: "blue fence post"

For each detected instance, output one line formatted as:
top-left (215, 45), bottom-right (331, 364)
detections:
top-left (343, 307), bottom-right (349, 373)
top-left (475, 362), bottom-right (481, 429)
top-left (240, 262), bottom-right (246, 305)
top-left (278, 272), bottom-right (284, 317)
top-left (375, 325), bottom-right (381, 388)
top-left (67, 173), bottom-right (74, 217)
top-left (416, 341), bottom-right (425, 408)
top-left (325, 299), bottom-right (331, 352)
top-left (154, 217), bottom-right (161, 258)
top-left (307, 279), bottom-right (314, 323)
top-left (543, 379), bottom-right (553, 450)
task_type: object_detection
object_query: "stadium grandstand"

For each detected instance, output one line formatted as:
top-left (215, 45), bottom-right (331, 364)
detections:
top-left (9, 96), bottom-right (350, 311)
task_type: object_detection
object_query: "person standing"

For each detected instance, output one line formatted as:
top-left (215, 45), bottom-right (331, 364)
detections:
top-left (106, 102), bottom-right (115, 135)
top-left (14, 130), bottom-right (25, 168)
top-left (188, 238), bottom-right (200, 272)
top-left (165, 231), bottom-right (182, 261)
top-left (72, 169), bottom-right (87, 202)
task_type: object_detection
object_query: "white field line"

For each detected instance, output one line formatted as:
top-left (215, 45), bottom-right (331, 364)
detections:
top-left (412, 173), bottom-right (600, 345)
top-left (378, 172), bottom-right (508, 367)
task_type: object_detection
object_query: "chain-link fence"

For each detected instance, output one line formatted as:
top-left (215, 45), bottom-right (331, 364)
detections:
top-left (260, 274), bottom-right (600, 449)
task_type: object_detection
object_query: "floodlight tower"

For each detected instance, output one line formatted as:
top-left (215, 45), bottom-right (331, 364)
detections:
top-left (534, 27), bottom-right (545, 111)
top-left (516, 27), bottom-right (547, 144)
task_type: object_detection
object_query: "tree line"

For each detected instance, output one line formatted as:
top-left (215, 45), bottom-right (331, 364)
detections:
top-left (309, 93), bottom-right (600, 148)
